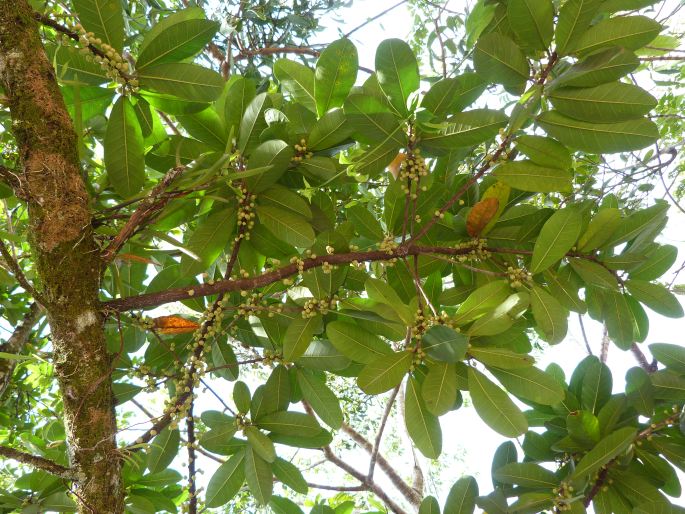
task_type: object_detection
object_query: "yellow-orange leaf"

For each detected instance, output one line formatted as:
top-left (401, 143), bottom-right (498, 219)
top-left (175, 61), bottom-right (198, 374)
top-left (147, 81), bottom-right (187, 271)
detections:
top-left (116, 253), bottom-right (157, 265)
top-left (467, 198), bottom-right (500, 237)
top-left (153, 315), bottom-right (200, 334)
top-left (387, 152), bottom-right (406, 179)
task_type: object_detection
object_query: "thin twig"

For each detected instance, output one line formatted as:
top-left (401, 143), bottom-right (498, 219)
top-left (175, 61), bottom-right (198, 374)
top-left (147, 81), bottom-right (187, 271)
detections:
top-left (0, 445), bottom-right (77, 480)
top-left (0, 303), bottom-right (42, 397)
top-left (368, 384), bottom-right (400, 481)
top-left (344, 0), bottom-right (408, 38)
top-left (0, 239), bottom-right (43, 302)
top-left (577, 314), bottom-right (593, 356)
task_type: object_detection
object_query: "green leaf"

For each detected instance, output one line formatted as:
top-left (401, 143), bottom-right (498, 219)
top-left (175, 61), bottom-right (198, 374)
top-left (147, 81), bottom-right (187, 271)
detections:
top-left (577, 208), bottom-right (622, 252)
top-left (177, 107), bottom-right (226, 150)
top-left (489, 366), bottom-right (565, 405)
top-left (649, 343), bottom-right (685, 373)
top-left (581, 357), bottom-right (613, 413)
top-left (254, 365), bottom-right (290, 418)
top-left (104, 96), bottom-right (145, 198)
top-left (274, 60), bottom-right (316, 112)
top-left (569, 259), bottom-right (619, 290)
top-left (179, 207), bottom-right (236, 276)
top-left (421, 325), bottom-right (469, 363)
top-left (473, 33), bottom-right (530, 93)
top-left (245, 426), bottom-right (276, 463)
top-left (48, 45), bottom-right (108, 85)
top-left (257, 205), bottom-right (315, 248)
top-left (493, 160), bottom-right (572, 193)
top-left (651, 370), bottom-right (685, 400)
top-left (419, 109), bottom-right (508, 154)
top-left (270, 496), bottom-right (305, 514)
top-left (245, 140), bottom-right (294, 192)
top-left (272, 457), bottom-right (308, 495)
top-left (531, 207), bottom-right (583, 273)
top-left (554, 0), bottom-right (604, 56)
top-left (73, 0), bottom-right (124, 51)
top-left (343, 94), bottom-right (405, 146)
top-left (211, 340), bottom-right (239, 381)
top-left (308, 109), bottom-right (352, 150)
top-left (422, 362), bottom-right (458, 416)
top-left (347, 204), bottom-right (384, 241)
top-left (468, 366), bottom-right (528, 437)
top-left (233, 381), bottom-right (251, 413)
top-left (326, 320), bottom-right (392, 364)
top-left (256, 411), bottom-right (321, 436)
top-left (493, 462), bottom-right (558, 489)
top-left (567, 410), bottom-right (601, 446)
top-left (553, 47), bottom-right (640, 88)
top-left (223, 76), bottom-right (256, 138)
top-left (573, 16), bottom-right (662, 56)
top-left (507, 0), bottom-right (554, 51)
top-left (419, 496), bottom-right (441, 514)
top-left (358, 351), bottom-right (413, 395)
top-left (421, 73), bottom-right (486, 117)
top-left (315, 38), bottom-right (358, 116)
top-left (629, 244), bottom-right (677, 281)
top-left (515, 135), bottom-right (572, 170)
top-left (549, 83), bottom-right (657, 123)
top-left (405, 376), bottom-right (442, 459)
top-left (625, 280), bottom-right (684, 318)
top-left (297, 369), bottom-right (343, 429)
top-left (454, 280), bottom-right (511, 324)
top-left (444, 475), bottom-right (478, 514)
top-left (138, 63), bottom-right (224, 102)
top-left (508, 492), bottom-right (555, 513)
top-left (603, 291), bottom-right (635, 350)
top-left (571, 427), bottom-right (637, 480)
top-left (537, 111), bottom-right (659, 154)
top-left (283, 315), bottom-right (320, 361)
top-left (137, 18), bottom-right (220, 68)
top-left (365, 277), bottom-right (413, 324)
top-left (244, 446), bottom-right (272, 505)
top-left (469, 347), bottom-right (534, 368)
top-left (602, 202), bottom-right (668, 249)
top-left (147, 428), bottom-right (180, 473)
top-left (375, 38), bottom-right (420, 115)
top-left (530, 285), bottom-right (568, 344)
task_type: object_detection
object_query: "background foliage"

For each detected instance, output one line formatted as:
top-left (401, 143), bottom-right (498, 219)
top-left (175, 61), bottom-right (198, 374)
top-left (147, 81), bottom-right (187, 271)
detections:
top-left (1, 0), bottom-right (685, 513)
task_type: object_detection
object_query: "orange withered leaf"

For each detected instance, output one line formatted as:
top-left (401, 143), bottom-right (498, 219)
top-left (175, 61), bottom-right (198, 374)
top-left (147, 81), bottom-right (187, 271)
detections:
top-left (152, 315), bottom-right (200, 334)
top-left (116, 253), bottom-right (157, 265)
top-left (466, 197), bottom-right (500, 237)
top-left (387, 152), bottom-right (406, 179)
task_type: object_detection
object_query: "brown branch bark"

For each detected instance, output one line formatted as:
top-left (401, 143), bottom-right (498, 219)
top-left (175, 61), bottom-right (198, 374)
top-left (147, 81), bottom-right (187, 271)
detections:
top-left (234, 46), bottom-right (320, 60)
top-left (0, 302), bottom-right (42, 397)
top-left (1, 2), bottom-right (123, 512)
top-left (0, 445), bottom-right (76, 480)
top-left (0, 238), bottom-right (43, 302)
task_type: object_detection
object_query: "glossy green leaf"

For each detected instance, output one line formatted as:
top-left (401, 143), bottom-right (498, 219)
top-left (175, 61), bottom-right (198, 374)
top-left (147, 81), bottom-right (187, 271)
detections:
top-left (554, 47), bottom-right (640, 88)
top-left (626, 280), bottom-right (684, 318)
top-left (375, 38), bottom-right (420, 115)
top-left (569, 259), bottom-right (619, 290)
top-left (493, 160), bottom-right (572, 193)
top-left (343, 94), bottom-right (405, 145)
top-left (272, 457), bottom-right (308, 495)
top-left (233, 381), bottom-right (251, 413)
top-left (554, 0), bottom-right (604, 55)
top-left (530, 284), bottom-right (568, 344)
top-left (571, 426), bottom-right (637, 480)
top-left (531, 207), bottom-right (583, 273)
top-left (274, 60), bottom-right (316, 112)
top-left (326, 320), bottom-right (392, 364)
top-left (421, 73), bottom-right (486, 117)
top-left (308, 108), bottom-right (352, 150)
top-left (468, 367), bottom-right (528, 437)
top-left (419, 496), bottom-right (441, 514)
top-left (257, 205), bottom-right (315, 249)
top-left (104, 96), bottom-right (145, 198)
top-left (422, 325), bottom-right (469, 362)
top-left (549, 83), bottom-right (657, 123)
top-left (489, 366), bottom-right (565, 405)
top-left (365, 277), bottom-right (413, 324)
top-left (405, 376), bottom-right (442, 459)
top-left (629, 244), bottom-right (678, 281)
top-left (581, 357), bottom-right (613, 413)
top-left (244, 446), bottom-right (272, 505)
top-left (474, 33), bottom-right (530, 93)
top-left (577, 208), bottom-right (622, 252)
top-left (422, 362), bottom-right (458, 416)
top-left (297, 369), bottom-right (343, 429)
top-left (137, 18), bottom-right (220, 68)
top-left (469, 347), bottom-right (534, 368)
top-left (419, 109), bottom-right (508, 153)
top-left (538, 111), bottom-right (659, 154)
top-left (245, 426), bottom-right (276, 463)
top-left (514, 135), bottom-right (572, 170)
top-left (283, 315), bottom-right (320, 361)
top-left (573, 16), bottom-right (662, 56)
top-left (444, 475), bottom-right (478, 514)
top-left (358, 351), bottom-right (412, 395)
top-left (507, 0), bottom-right (554, 51)
top-left (147, 428), bottom-right (180, 473)
top-left (454, 280), bottom-right (511, 323)
top-left (179, 207), bottom-right (236, 276)
top-left (315, 38), bottom-right (358, 116)
top-left (649, 343), bottom-right (685, 373)
top-left (603, 291), bottom-right (636, 350)
top-left (138, 63), bottom-right (224, 102)
top-left (73, 0), bottom-right (124, 51)
top-left (256, 411), bottom-right (321, 436)
top-left (493, 462), bottom-right (558, 489)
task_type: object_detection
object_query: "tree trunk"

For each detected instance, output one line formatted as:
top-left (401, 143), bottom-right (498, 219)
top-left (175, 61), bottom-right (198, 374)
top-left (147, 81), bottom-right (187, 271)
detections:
top-left (0, 1), bottom-right (123, 512)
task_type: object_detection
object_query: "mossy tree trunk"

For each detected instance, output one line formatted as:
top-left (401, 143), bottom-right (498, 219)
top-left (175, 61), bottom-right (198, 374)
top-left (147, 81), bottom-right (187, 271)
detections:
top-left (0, 1), bottom-right (123, 511)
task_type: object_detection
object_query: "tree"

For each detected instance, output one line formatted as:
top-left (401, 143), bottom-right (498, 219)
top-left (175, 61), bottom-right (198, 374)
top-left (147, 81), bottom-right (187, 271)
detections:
top-left (0, 0), bottom-right (684, 513)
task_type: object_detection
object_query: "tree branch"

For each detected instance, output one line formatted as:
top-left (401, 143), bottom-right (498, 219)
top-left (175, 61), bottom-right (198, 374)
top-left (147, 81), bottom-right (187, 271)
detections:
top-left (631, 343), bottom-right (657, 373)
top-left (0, 445), bottom-right (76, 480)
top-left (368, 384), bottom-right (400, 481)
top-left (234, 46), bottom-right (320, 60)
top-left (0, 238), bottom-right (44, 303)
top-left (0, 302), bottom-right (42, 397)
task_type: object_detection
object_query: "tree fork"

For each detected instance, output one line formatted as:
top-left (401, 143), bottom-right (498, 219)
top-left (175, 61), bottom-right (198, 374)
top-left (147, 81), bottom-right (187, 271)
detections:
top-left (0, 1), bottom-right (123, 512)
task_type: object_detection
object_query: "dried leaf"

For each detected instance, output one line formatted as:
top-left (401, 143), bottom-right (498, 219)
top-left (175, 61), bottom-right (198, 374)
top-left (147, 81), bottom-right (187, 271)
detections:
top-left (387, 152), bottom-right (406, 179)
top-left (153, 315), bottom-right (200, 334)
top-left (467, 197), bottom-right (500, 236)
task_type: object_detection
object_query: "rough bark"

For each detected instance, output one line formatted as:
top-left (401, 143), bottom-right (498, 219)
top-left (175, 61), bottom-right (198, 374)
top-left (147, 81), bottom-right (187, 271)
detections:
top-left (0, 1), bottom-right (123, 512)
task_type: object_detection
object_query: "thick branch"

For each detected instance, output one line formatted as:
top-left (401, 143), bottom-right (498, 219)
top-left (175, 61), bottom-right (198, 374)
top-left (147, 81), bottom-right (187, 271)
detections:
top-left (0, 445), bottom-right (76, 480)
top-left (0, 302), bottom-right (42, 397)
top-left (631, 343), bottom-right (657, 373)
